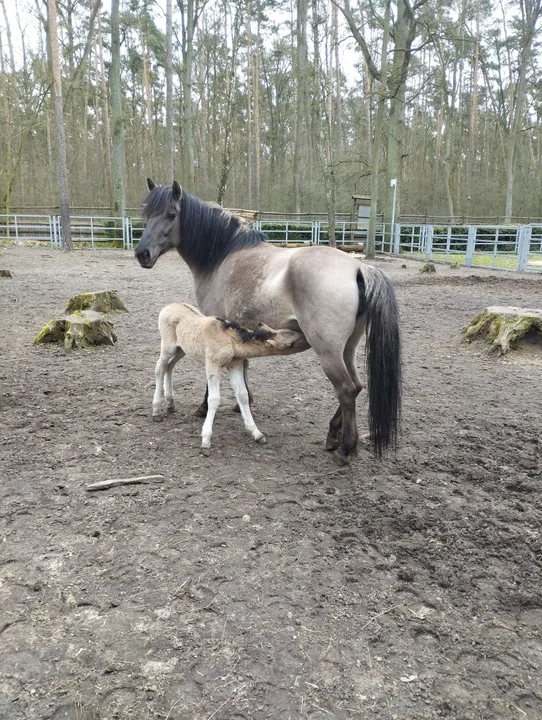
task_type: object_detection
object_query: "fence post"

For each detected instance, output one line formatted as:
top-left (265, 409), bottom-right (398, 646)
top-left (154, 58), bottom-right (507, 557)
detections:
top-left (517, 226), bottom-right (531, 272)
top-left (466, 226), bottom-right (477, 266)
top-left (425, 225), bottom-right (434, 259)
top-left (311, 220), bottom-right (319, 245)
top-left (393, 223), bottom-right (400, 254)
top-left (14, 215), bottom-right (20, 245)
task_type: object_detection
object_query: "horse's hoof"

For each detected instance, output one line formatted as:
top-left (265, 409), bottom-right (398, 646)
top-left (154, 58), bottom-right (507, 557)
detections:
top-left (167, 405), bottom-right (175, 414)
top-left (255, 435), bottom-right (267, 444)
top-left (152, 414), bottom-right (163, 422)
top-left (195, 404), bottom-right (208, 418)
top-left (232, 403), bottom-right (241, 414)
top-left (325, 437), bottom-right (341, 451)
top-left (332, 449), bottom-right (350, 466)
top-left (200, 446), bottom-right (211, 457)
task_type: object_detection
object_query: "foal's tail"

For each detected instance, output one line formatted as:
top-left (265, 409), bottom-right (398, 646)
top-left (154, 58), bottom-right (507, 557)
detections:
top-left (357, 266), bottom-right (402, 456)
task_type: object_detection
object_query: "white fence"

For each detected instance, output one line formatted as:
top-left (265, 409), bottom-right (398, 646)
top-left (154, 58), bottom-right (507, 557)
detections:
top-left (1, 213), bottom-right (541, 273)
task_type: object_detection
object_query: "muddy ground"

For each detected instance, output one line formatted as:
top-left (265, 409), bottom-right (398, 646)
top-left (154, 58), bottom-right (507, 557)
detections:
top-left (0, 246), bottom-right (541, 720)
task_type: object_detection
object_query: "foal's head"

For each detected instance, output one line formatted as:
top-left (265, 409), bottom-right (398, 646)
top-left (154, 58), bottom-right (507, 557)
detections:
top-left (257, 324), bottom-right (308, 354)
top-left (135, 179), bottom-right (182, 269)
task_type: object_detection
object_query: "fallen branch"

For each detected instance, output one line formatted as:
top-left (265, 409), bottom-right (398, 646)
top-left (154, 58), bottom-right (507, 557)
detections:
top-left (85, 474), bottom-right (164, 492)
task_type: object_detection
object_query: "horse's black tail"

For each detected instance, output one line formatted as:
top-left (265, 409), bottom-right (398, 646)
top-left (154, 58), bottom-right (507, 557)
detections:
top-left (357, 266), bottom-right (402, 457)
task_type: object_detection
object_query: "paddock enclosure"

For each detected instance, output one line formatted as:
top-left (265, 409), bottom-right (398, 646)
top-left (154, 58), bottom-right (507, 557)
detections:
top-left (1, 247), bottom-right (541, 720)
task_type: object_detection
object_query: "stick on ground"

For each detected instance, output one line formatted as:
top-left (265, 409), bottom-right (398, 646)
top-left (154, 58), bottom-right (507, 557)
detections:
top-left (85, 474), bottom-right (164, 491)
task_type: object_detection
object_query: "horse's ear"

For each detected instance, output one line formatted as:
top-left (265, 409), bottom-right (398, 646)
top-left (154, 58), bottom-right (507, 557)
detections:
top-left (146, 178), bottom-right (156, 191)
top-left (172, 180), bottom-right (182, 201)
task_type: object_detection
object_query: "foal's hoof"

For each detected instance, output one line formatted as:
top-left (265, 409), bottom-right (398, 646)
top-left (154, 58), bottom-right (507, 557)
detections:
top-left (200, 446), bottom-right (211, 457)
top-left (255, 435), bottom-right (267, 444)
top-left (332, 449), bottom-right (351, 467)
top-left (152, 414), bottom-right (163, 422)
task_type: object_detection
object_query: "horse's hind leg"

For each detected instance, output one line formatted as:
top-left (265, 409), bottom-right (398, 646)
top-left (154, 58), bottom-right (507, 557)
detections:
top-left (317, 350), bottom-right (359, 465)
top-left (325, 323), bottom-right (365, 452)
top-left (228, 363), bottom-right (265, 444)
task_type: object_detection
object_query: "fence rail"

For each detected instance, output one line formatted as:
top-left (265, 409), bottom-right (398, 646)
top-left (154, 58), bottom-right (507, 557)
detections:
top-left (1, 213), bottom-right (540, 273)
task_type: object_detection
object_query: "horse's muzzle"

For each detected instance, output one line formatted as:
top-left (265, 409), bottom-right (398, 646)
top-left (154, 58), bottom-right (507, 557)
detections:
top-left (135, 248), bottom-right (154, 268)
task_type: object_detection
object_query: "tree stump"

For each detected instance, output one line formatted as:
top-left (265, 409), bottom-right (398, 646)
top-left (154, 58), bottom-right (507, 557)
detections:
top-left (462, 306), bottom-right (542, 355)
top-left (65, 290), bottom-right (127, 314)
top-left (338, 243), bottom-right (365, 254)
top-left (420, 261), bottom-right (436, 273)
top-left (33, 311), bottom-right (117, 350)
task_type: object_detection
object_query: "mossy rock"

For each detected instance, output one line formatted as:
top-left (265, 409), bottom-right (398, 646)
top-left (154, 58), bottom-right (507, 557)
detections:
top-left (33, 311), bottom-right (117, 350)
top-left (65, 290), bottom-right (127, 314)
top-left (0, 269), bottom-right (12, 278)
top-left (462, 306), bottom-right (542, 355)
top-left (420, 261), bottom-right (436, 274)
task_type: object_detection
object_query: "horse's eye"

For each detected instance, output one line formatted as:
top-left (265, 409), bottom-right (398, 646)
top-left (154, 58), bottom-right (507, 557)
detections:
top-left (167, 213), bottom-right (176, 221)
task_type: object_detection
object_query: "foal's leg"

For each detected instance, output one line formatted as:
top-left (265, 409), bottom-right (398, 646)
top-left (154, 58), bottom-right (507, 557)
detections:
top-left (233, 360), bottom-right (254, 413)
top-left (228, 363), bottom-right (265, 444)
top-left (152, 343), bottom-right (177, 420)
top-left (163, 347), bottom-right (185, 412)
top-left (200, 369), bottom-right (221, 455)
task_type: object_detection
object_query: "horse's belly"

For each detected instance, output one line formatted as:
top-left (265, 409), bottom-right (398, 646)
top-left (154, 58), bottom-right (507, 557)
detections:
top-left (198, 254), bottom-right (295, 329)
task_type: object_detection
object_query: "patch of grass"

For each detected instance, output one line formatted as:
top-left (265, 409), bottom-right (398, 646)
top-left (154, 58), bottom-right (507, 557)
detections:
top-left (401, 251), bottom-right (541, 271)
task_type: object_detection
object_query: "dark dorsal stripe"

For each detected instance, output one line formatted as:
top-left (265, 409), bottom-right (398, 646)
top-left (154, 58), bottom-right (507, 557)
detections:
top-left (219, 319), bottom-right (273, 343)
top-left (142, 185), bottom-right (267, 274)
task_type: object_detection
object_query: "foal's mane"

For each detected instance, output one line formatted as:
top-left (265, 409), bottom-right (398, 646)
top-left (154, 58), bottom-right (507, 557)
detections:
top-left (143, 185), bottom-right (267, 274)
top-left (219, 319), bottom-right (273, 344)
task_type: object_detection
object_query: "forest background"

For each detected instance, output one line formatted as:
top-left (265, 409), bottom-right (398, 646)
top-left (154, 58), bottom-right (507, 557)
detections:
top-left (1, 0), bottom-right (541, 230)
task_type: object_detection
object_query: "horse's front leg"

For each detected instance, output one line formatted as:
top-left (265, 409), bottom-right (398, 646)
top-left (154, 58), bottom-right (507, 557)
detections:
top-left (195, 386), bottom-right (208, 417)
top-left (200, 371), bottom-right (221, 456)
top-left (228, 363), bottom-right (265, 444)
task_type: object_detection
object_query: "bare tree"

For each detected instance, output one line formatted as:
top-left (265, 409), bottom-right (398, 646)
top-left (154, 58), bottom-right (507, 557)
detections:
top-left (166, 0), bottom-right (174, 181)
top-left (47, 0), bottom-right (72, 249)
top-left (111, 0), bottom-right (125, 216)
top-left (503, 0), bottom-right (542, 221)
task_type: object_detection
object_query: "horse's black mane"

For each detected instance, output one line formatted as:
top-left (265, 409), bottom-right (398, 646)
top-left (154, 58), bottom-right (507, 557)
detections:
top-left (143, 185), bottom-right (267, 274)
top-left (219, 319), bottom-right (273, 343)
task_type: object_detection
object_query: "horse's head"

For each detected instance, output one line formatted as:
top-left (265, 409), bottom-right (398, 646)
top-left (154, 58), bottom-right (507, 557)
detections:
top-left (135, 179), bottom-right (182, 269)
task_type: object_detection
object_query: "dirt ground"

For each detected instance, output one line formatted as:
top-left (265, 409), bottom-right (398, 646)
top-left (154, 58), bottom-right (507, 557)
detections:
top-left (0, 246), bottom-right (541, 720)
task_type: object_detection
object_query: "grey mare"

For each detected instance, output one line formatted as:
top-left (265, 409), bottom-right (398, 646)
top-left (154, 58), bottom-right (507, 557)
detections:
top-left (135, 180), bottom-right (401, 465)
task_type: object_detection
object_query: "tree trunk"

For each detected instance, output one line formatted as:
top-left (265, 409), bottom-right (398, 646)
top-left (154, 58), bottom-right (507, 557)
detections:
top-left (504, 0), bottom-right (542, 222)
top-left (366, 1), bottom-right (390, 259)
top-left (97, 11), bottom-right (113, 202)
top-left (47, 0), bottom-right (72, 250)
top-left (293, 0), bottom-right (308, 214)
top-left (166, 0), bottom-right (174, 181)
top-left (111, 0), bottom-right (126, 216)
